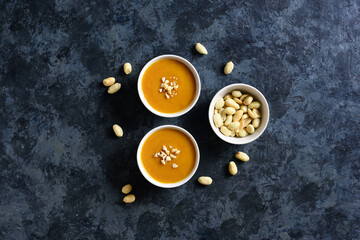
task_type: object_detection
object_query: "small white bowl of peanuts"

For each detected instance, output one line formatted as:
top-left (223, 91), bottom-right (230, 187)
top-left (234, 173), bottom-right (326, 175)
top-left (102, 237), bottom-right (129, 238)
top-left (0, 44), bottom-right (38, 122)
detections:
top-left (208, 83), bottom-right (269, 145)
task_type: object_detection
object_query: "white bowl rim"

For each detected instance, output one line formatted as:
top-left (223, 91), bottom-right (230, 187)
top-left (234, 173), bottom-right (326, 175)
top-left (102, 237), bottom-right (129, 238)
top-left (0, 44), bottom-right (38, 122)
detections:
top-left (136, 125), bottom-right (200, 188)
top-left (137, 54), bottom-right (201, 118)
top-left (208, 83), bottom-right (270, 145)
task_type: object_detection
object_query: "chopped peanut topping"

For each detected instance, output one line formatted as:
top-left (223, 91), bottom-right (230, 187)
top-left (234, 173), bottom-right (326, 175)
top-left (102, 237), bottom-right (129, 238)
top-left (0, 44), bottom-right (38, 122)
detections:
top-left (159, 77), bottom-right (179, 99)
top-left (153, 145), bottom-right (180, 167)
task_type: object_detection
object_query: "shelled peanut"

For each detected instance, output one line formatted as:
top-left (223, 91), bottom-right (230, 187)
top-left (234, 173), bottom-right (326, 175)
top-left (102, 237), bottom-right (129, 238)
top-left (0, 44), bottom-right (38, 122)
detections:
top-left (103, 77), bottom-right (121, 94)
top-left (213, 90), bottom-right (262, 137)
top-left (122, 184), bottom-right (135, 204)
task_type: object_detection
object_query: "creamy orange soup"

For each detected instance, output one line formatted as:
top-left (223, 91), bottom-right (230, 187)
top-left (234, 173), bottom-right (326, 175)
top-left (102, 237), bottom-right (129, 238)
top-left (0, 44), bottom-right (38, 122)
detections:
top-left (141, 128), bottom-right (197, 183)
top-left (141, 59), bottom-right (196, 113)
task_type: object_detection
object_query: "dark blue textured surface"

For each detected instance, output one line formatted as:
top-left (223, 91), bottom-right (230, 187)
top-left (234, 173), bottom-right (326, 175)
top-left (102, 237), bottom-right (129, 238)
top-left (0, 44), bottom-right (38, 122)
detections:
top-left (1, 0), bottom-right (360, 239)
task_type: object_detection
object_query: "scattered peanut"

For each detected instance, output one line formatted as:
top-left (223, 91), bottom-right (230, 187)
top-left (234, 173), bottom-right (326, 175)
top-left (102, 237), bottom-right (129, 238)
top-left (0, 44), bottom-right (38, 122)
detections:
top-left (122, 184), bottom-right (132, 194)
top-left (195, 43), bottom-right (208, 55)
top-left (123, 194), bottom-right (136, 204)
top-left (224, 61), bottom-right (234, 75)
top-left (229, 161), bottom-right (238, 175)
top-left (235, 151), bottom-right (249, 162)
top-left (113, 124), bottom-right (123, 137)
top-left (108, 82), bottom-right (121, 94)
top-left (198, 176), bottom-right (212, 185)
top-left (123, 62), bottom-right (132, 75)
top-left (103, 77), bottom-right (115, 87)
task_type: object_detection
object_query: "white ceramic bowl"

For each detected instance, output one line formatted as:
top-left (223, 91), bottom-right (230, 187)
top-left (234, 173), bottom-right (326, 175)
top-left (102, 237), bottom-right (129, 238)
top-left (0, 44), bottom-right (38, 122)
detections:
top-left (137, 54), bottom-right (201, 118)
top-left (136, 125), bottom-right (200, 188)
top-left (208, 83), bottom-right (270, 145)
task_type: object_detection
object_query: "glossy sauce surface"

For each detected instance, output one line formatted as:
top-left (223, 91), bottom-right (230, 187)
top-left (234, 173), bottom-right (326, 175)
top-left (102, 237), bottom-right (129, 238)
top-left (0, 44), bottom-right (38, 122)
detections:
top-left (141, 59), bottom-right (196, 113)
top-left (141, 128), bottom-right (197, 183)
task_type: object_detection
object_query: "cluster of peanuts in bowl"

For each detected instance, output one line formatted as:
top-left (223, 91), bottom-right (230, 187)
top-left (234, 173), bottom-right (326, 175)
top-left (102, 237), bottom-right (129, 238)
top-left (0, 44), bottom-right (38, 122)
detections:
top-left (213, 90), bottom-right (262, 137)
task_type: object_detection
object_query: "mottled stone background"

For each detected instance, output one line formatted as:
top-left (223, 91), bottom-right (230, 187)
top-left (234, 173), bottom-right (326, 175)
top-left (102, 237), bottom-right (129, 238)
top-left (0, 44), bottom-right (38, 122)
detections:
top-left (1, 0), bottom-right (359, 239)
